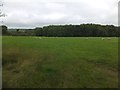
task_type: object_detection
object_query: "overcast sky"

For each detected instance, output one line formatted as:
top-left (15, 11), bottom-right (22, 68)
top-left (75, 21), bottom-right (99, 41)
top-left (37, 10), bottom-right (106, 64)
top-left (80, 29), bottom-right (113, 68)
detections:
top-left (0, 0), bottom-right (119, 28)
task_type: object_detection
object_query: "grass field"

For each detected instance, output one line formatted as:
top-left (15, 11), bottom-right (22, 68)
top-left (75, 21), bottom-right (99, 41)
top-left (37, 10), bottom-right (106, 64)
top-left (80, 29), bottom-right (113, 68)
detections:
top-left (2, 36), bottom-right (118, 88)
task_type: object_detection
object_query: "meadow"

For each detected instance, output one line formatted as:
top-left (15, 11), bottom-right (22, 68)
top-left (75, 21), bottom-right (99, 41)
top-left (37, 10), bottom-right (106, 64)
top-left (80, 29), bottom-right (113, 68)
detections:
top-left (2, 36), bottom-right (118, 88)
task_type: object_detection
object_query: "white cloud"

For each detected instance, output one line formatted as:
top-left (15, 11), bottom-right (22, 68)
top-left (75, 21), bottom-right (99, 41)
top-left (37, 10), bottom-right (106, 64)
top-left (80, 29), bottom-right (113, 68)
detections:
top-left (0, 0), bottom-right (119, 28)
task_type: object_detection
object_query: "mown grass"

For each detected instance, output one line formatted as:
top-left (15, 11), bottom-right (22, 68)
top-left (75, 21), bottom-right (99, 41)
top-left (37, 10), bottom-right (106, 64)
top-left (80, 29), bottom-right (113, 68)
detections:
top-left (2, 36), bottom-right (118, 88)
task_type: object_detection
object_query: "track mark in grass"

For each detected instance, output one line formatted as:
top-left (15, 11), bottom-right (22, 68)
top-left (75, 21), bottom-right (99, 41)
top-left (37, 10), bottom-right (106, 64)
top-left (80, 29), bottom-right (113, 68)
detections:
top-left (80, 57), bottom-right (118, 71)
top-left (13, 70), bottom-right (20, 74)
top-left (40, 67), bottom-right (61, 87)
top-left (2, 47), bottom-right (21, 66)
top-left (2, 54), bottom-right (18, 66)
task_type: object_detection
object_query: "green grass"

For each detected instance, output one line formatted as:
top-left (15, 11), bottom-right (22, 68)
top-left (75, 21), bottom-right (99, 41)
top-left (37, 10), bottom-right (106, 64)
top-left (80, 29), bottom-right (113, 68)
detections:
top-left (2, 36), bottom-right (118, 88)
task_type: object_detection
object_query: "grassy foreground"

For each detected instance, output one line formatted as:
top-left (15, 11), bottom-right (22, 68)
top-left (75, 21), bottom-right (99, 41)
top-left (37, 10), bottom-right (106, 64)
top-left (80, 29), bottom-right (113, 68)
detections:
top-left (2, 36), bottom-right (118, 88)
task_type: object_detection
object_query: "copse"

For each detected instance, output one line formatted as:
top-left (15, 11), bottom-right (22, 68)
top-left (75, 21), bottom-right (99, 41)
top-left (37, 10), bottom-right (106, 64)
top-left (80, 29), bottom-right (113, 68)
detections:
top-left (40, 24), bottom-right (119, 37)
top-left (34, 27), bottom-right (43, 36)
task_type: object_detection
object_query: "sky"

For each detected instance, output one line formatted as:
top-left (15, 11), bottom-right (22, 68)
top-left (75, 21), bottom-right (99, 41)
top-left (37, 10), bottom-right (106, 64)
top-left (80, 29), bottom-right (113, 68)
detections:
top-left (0, 0), bottom-right (119, 28)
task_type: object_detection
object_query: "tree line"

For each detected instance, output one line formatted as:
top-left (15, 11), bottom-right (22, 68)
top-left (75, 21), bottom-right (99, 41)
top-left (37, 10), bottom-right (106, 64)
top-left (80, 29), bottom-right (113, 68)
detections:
top-left (1, 24), bottom-right (120, 37)
top-left (35, 24), bottom-right (119, 37)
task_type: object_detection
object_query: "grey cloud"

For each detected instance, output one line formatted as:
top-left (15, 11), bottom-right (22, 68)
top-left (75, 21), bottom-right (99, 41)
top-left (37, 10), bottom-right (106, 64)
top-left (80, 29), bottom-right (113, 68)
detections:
top-left (1, 0), bottom-right (119, 28)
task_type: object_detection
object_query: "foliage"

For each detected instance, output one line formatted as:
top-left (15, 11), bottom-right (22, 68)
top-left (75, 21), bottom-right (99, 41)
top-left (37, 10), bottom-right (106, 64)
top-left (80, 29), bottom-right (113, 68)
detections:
top-left (1, 25), bottom-right (8, 35)
top-left (40, 24), bottom-right (119, 37)
top-left (2, 24), bottom-right (119, 37)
